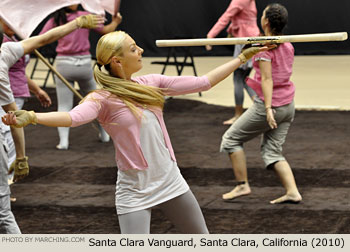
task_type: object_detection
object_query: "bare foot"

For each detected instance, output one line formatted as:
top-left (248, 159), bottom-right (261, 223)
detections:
top-left (223, 115), bottom-right (240, 125)
top-left (270, 193), bottom-right (302, 204)
top-left (222, 183), bottom-right (251, 201)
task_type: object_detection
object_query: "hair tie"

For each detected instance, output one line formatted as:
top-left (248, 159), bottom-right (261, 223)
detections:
top-left (105, 63), bottom-right (111, 72)
top-left (96, 62), bottom-right (103, 70)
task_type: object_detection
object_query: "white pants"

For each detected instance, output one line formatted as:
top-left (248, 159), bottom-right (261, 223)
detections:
top-left (55, 55), bottom-right (109, 146)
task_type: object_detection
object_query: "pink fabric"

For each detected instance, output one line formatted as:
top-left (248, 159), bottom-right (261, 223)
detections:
top-left (207, 0), bottom-right (259, 38)
top-left (246, 43), bottom-right (295, 107)
top-left (100, 0), bottom-right (120, 15)
top-left (39, 11), bottom-right (103, 56)
top-left (3, 36), bottom-right (30, 97)
top-left (0, 0), bottom-right (104, 39)
top-left (69, 74), bottom-right (211, 171)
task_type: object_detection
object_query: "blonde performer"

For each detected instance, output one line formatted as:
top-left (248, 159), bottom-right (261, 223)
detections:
top-left (2, 30), bottom-right (273, 233)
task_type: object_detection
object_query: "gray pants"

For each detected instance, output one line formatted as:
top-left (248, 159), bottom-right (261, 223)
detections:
top-left (220, 98), bottom-right (295, 168)
top-left (118, 190), bottom-right (209, 234)
top-left (0, 195), bottom-right (21, 234)
top-left (0, 139), bottom-right (20, 234)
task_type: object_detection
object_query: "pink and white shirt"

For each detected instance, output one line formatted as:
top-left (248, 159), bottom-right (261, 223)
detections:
top-left (69, 74), bottom-right (211, 171)
top-left (207, 0), bottom-right (259, 38)
top-left (246, 42), bottom-right (295, 107)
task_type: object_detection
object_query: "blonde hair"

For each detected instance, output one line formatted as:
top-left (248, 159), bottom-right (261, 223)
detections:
top-left (92, 31), bottom-right (165, 118)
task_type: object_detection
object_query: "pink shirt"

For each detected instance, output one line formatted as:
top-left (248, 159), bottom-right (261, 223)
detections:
top-left (40, 11), bottom-right (103, 56)
top-left (207, 0), bottom-right (259, 38)
top-left (246, 43), bottom-right (295, 107)
top-left (69, 74), bottom-right (211, 171)
top-left (3, 36), bottom-right (30, 97)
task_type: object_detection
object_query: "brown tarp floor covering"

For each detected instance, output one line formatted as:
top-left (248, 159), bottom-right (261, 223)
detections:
top-left (10, 89), bottom-right (350, 233)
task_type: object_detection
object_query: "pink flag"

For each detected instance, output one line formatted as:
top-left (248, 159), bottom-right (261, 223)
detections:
top-left (0, 0), bottom-right (105, 39)
top-left (81, 0), bottom-right (106, 15)
top-left (100, 0), bottom-right (121, 16)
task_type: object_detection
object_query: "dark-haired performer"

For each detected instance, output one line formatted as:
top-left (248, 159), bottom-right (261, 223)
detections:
top-left (220, 3), bottom-right (302, 204)
top-left (40, 4), bottom-right (122, 150)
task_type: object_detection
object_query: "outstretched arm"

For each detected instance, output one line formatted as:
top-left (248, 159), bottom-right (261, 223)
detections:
top-left (36, 112), bottom-right (72, 127)
top-left (148, 45), bottom-right (275, 96)
top-left (2, 93), bottom-right (102, 128)
top-left (205, 45), bottom-right (275, 88)
top-left (20, 15), bottom-right (104, 55)
top-left (207, 1), bottom-right (241, 39)
top-left (205, 57), bottom-right (242, 88)
top-left (2, 111), bottom-right (71, 128)
top-left (206, 1), bottom-right (241, 51)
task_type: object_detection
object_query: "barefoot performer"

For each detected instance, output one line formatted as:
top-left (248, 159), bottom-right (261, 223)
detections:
top-left (2, 31), bottom-right (273, 233)
top-left (220, 3), bottom-right (302, 204)
top-left (0, 14), bottom-right (103, 234)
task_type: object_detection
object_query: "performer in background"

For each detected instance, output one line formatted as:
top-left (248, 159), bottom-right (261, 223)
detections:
top-left (0, 18), bottom-right (53, 203)
top-left (40, 4), bottom-right (122, 149)
top-left (206, 0), bottom-right (260, 125)
top-left (0, 13), bottom-right (103, 234)
top-left (0, 18), bottom-right (52, 174)
top-left (2, 30), bottom-right (274, 233)
top-left (220, 3), bottom-right (302, 204)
